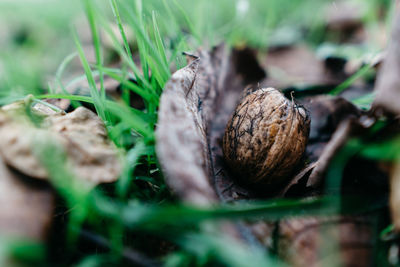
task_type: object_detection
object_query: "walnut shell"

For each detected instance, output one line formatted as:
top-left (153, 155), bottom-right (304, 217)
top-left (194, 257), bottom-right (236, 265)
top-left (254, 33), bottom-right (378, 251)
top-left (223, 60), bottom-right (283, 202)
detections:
top-left (222, 87), bottom-right (310, 188)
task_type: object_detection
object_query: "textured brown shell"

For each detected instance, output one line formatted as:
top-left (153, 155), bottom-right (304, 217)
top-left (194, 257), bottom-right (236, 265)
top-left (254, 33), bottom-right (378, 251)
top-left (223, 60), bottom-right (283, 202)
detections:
top-left (223, 88), bottom-right (310, 187)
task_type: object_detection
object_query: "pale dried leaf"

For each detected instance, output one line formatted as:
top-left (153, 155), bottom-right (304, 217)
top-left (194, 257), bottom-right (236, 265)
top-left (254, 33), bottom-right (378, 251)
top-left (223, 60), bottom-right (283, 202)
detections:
top-left (0, 103), bottom-right (121, 184)
top-left (156, 57), bottom-right (218, 205)
top-left (46, 107), bottom-right (121, 183)
top-left (0, 110), bottom-right (49, 178)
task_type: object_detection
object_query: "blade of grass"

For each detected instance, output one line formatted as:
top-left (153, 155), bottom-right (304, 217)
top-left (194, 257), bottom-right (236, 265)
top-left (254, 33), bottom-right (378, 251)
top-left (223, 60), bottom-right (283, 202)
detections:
top-left (97, 14), bottom-right (153, 90)
top-left (83, 0), bottom-right (113, 125)
top-left (119, 1), bottom-right (170, 84)
top-left (171, 0), bottom-right (201, 43)
top-left (53, 52), bottom-right (82, 109)
top-left (352, 92), bottom-right (375, 110)
top-left (329, 63), bottom-right (373, 95)
top-left (33, 135), bottom-right (93, 244)
top-left (36, 94), bottom-right (153, 139)
top-left (117, 139), bottom-right (147, 198)
top-left (160, 0), bottom-right (181, 35)
top-left (131, 0), bottom-right (150, 82)
top-left (83, 0), bottom-right (105, 101)
top-left (98, 67), bottom-right (155, 103)
top-left (93, 196), bottom-right (377, 231)
top-left (72, 28), bottom-right (107, 123)
top-left (152, 11), bottom-right (168, 70)
top-left (109, 0), bottom-right (133, 63)
top-left (54, 52), bottom-right (78, 93)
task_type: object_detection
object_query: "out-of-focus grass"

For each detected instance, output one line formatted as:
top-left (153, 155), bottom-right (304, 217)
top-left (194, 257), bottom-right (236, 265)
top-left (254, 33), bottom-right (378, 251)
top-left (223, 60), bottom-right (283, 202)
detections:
top-left (0, 1), bottom-right (82, 93)
top-left (0, 0), bottom-right (397, 266)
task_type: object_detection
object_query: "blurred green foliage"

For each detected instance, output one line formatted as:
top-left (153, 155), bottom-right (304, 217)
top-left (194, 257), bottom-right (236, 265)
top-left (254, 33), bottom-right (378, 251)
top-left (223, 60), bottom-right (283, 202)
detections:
top-left (0, 0), bottom-right (397, 266)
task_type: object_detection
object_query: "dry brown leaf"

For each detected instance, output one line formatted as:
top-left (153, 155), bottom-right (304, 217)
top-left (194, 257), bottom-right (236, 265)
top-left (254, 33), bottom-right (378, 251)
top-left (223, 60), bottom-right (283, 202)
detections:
top-left (46, 107), bottom-right (121, 183)
top-left (156, 44), bottom-right (375, 265)
top-left (374, 4), bottom-right (400, 115)
top-left (260, 46), bottom-right (342, 89)
top-left (156, 56), bottom-right (218, 205)
top-left (326, 1), bottom-right (363, 30)
top-left (0, 155), bottom-right (54, 241)
top-left (0, 102), bottom-right (121, 184)
top-left (371, 3), bottom-right (400, 232)
top-left (0, 102), bottom-right (51, 178)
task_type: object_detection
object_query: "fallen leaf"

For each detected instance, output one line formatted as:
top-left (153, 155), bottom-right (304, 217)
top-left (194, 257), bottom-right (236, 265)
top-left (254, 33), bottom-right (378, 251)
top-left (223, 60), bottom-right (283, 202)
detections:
top-left (0, 102), bottom-right (121, 184)
top-left (302, 95), bottom-right (362, 162)
top-left (46, 106), bottom-right (122, 183)
top-left (325, 0), bottom-right (365, 43)
top-left (373, 4), bottom-right (400, 115)
top-left (371, 3), bottom-right (400, 232)
top-left (156, 55), bottom-right (217, 205)
top-left (260, 46), bottom-right (341, 89)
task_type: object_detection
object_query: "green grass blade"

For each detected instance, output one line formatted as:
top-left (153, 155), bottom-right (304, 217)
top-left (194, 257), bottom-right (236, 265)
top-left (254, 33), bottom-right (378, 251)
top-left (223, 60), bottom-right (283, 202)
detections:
top-left (109, 0), bottom-right (133, 63)
top-left (72, 28), bottom-right (106, 122)
top-left (352, 92), bottom-right (375, 110)
top-left (152, 11), bottom-right (168, 70)
top-left (117, 139), bottom-right (147, 198)
top-left (54, 52), bottom-right (78, 92)
top-left (83, 0), bottom-right (105, 101)
top-left (120, 1), bottom-right (170, 84)
top-left (329, 63), bottom-right (373, 96)
top-left (171, 0), bottom-right (200, 42)
top-left (98, 15), bottom-right (153, 90)
top-left (37, 94), bottom-right (153, 139)
top-left (99, 69), bottom-right (153, 102)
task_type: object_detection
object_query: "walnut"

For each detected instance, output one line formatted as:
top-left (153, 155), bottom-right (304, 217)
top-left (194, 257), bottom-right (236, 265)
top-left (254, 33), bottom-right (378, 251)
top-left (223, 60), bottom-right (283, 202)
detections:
top-left (222, 87), bottom-right (310, 188)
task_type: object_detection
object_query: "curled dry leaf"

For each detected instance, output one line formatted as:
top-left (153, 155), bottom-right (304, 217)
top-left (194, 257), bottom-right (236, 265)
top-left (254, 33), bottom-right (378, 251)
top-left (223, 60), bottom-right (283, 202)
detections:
top-left (0, 155), bottom-right (54, 241)
top-left (0, 102), bottom-right (121, 184)
top-left (157, 44), bottom-right (374, 265)
top-left (156, 54), bottom-right (217, 205)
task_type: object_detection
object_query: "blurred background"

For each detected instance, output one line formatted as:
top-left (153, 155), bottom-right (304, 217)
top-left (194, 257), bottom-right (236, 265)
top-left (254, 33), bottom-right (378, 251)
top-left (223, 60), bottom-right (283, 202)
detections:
top-left (0, 0), bottom-right (392, 97)
top-left (0, 0), bottom-right (396, 266)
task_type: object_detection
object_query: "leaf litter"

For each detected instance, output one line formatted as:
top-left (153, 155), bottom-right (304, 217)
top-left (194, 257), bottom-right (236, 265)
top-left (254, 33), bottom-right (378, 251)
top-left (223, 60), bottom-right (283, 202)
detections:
top-left (1, 0), bottom-right (399, 266)
top-left (0, 99), bottom-right (122, 246)
top-left (155, 8), bottom-right (400, 262)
